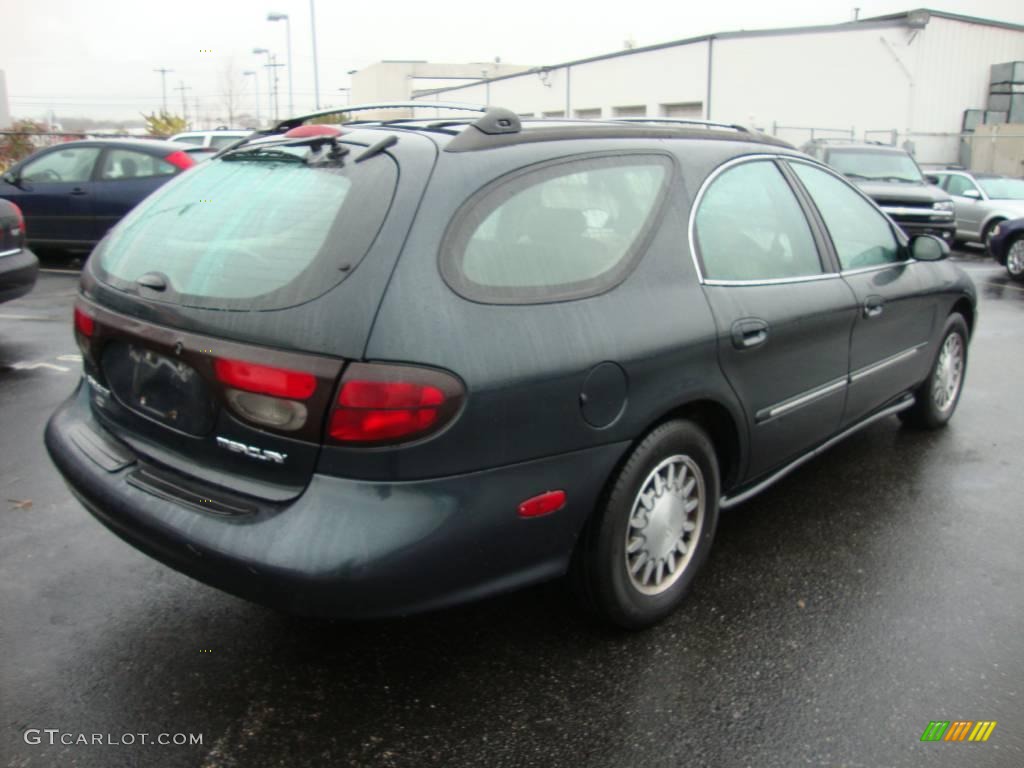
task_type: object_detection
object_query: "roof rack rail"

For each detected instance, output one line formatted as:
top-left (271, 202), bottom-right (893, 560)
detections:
top-left (274, 102), bottom-right (489, 131)
top-left (609, 117), bottom-right (751, 133)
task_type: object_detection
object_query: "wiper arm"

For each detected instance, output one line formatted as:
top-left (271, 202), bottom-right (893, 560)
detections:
top-left (842, 172), bottom-right (874, 180)
top-left (221, 147), bottom-right (307, 163)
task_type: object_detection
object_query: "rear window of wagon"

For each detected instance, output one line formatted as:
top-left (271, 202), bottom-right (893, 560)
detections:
top-left (94, 144), bottom-right (398, 311)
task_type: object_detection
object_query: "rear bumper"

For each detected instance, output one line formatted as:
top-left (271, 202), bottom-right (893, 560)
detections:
top-left (0, 248), bottom-right (39, 304)
top-left (46, 384), bottom-right (628, 618)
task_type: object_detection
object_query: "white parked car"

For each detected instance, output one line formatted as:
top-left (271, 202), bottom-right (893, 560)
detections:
top-left (167, 130), bottom-right (251, 150)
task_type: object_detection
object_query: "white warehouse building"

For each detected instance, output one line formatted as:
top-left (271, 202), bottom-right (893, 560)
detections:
top-left (407, 8), bottom-right (1024, 164)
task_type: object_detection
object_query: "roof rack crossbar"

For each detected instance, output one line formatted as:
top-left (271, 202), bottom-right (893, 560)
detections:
top-left (609, 117), bottom-right (751, 133)
top-left (274, 102), bottom-right (489, 131)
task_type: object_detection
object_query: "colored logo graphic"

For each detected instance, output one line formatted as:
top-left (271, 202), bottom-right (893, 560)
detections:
top-left (920, 721), bottom-right (997, 742)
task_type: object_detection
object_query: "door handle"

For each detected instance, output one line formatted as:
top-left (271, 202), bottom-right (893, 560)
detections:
top-left (69, 187), bottom-right (88, 196)
top-left (731, 318), bottom-right (769, 350)
top-left (863, 296), bottom-right (885, 319)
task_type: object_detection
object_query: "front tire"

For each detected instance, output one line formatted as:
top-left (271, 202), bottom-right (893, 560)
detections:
top-left (900, 314), bottom-right (969, 429)
top-left (1005, 235), bottom-right (1024, 282)
top-left (572, 420), bottom-right (720, 629)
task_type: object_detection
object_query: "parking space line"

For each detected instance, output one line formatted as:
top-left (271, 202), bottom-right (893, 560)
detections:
top-left (984, 280), bottom-right (1024, 293)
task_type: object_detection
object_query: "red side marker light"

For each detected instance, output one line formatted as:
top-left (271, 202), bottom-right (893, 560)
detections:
top-left (518, 490), bottom-right (566, 518)
top-left (73, 306), bottom-right (94, 337)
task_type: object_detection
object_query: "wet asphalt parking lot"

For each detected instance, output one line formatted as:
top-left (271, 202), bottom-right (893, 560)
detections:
top-left (1, 252), bottom-right (1022, 768)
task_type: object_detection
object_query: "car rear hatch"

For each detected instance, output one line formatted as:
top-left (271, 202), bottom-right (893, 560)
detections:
top-left (75, 128), bottom-right (437, 502)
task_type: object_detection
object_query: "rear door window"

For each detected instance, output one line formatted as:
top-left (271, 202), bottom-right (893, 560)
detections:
top-left (440, 154), bottom-right (672, 303)
top-left (95, 141), bottom-right (398, 310)
top-left (694, 160), bottom-right (823, 281)
top-left (98, 149), bottom-right (176, 180)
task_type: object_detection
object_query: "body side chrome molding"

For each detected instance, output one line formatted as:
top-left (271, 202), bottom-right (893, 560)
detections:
top-left (0, 248), bottom-right (23, 258)
top-left (849, 343), bottom-right (928, 383)
top-left (720, 394), bottom-right (915, 509)
top-left (756, 376), bottom-right (848, 422)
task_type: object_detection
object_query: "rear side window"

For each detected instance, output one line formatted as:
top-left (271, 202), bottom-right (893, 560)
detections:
top-left (99, 149), bottom-right (176, 180)
top-left (95, 144), bottom-right (398, 310)
top-left (441, 154), bottom-right (672, 304)
top-left (695, 160), bottom-right (822, 281)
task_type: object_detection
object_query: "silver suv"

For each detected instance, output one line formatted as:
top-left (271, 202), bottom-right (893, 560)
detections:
top-left (931, 169), bottom-right (1024, 248)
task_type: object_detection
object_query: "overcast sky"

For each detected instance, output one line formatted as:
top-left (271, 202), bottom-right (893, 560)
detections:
top-left (2, 0), bottom-right (1022, 123)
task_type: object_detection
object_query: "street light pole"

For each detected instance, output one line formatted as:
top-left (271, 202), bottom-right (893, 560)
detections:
top-left (310, 0), bottom-right (321, 109)
top-left (252, 48), bottom-right (277, 122)
top-left (267, 12), bottom-right (293, 117)
top-left (153, 67), bottom-right (174, 113)
top-left (243, 70), bottom-right (261, 126)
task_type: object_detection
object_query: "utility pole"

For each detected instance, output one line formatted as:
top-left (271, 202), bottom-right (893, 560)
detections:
top-left (310, 0), bottom-right (321, 109)
top-left (153, 67), bottom-right (174, 112)
top-left (267, 12), bottom-right (293, 117)
top-left (195, 97), bottom-right (202, 129)
top-left (244, 70), bottom-right (261, 126)
top-left (174, 81), bottom-right (191, 124)
top-left (265, 55), bottom-right (284, 122)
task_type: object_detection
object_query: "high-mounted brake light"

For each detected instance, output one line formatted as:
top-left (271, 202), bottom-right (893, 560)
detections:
top-left (284, 124), bottom-right (343, 138)
top-left (328, 363), bottom-right (464, 445)
top-left (164, 150), bottom-right (195, 171)
top-left (73, 306), bottom-right (94, 338)
top-left (214, 358), bottom-right (317, 400)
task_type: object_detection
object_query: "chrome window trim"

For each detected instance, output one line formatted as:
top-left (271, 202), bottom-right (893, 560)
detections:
top-left (839, 259), bottom-right (914, 277)
top-left (757, 376), bottom-right (849, 422)
top-left (703, 273), bottom-right (840, 287)
top-left (849, 343), bottom-right (928, 383)
top-left (687, 153), bottom-right (835, 286)
top-left (0, 248), bottom-right (22, 258)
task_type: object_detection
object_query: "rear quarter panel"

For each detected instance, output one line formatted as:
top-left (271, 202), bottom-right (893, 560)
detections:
top-left (351, 139), bottom-right (750, 484)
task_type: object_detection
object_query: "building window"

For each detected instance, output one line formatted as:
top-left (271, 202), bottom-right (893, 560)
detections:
top-left (613, 105), bottom-right (647, 117)
top-left (518, 113), bottom-right (535, 118)
top-left (542, 110), bottom-right (566, 118)
top-left (661, 102), bottom-right (703, 119)
top-left (574, 108), bottom-right (601, 119)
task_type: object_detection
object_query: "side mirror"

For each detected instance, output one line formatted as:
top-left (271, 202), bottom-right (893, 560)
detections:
top-left (910, 234), bottom-right (949, 262)
top-left (924, 174), bottom-right (940, 185)
top-left (962, 189), bottom-right (982, 200)
top-left (1, 170), bottom-right (20, 187)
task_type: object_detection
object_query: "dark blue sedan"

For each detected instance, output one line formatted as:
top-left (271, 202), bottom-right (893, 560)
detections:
top-left (987, 217), bottom-right (1024, 281)
top-left (0, 139), bottom-right (194, 251)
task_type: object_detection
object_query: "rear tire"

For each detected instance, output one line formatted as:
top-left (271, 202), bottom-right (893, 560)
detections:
top-left (572, 420), bottom-right (719, 630)
top-left (1006, 235), bottom-right (1024, 282)
top-left (900, 314), bottom-right (969, 429)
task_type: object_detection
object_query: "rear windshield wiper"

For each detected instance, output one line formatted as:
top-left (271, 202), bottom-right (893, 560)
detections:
top-left (221, 147), bottom-right (307, 164)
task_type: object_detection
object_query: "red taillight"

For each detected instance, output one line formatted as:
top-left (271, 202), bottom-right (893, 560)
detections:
top-left (284, 124), bottom-right (343, 138)
top-left (164, 150), bottom-right (195, 171)
top-left (518, 490), bottom-right (567, 518)
top-left (214, 358), bottom-right (317, 400)
top-left (328, 363), bottom-right (463, 445)
top-left (10, 202), bottom-right (24, 236)
top-left (73, 306), bottom-right (94, 337)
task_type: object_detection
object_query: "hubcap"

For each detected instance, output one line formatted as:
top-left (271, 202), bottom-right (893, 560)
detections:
top-left (624, 455), bottom-right (705, 596)
top-left (1007, 240), bottom-right (1024, 277)
top-left (932, 332), bottom-right (964, 413)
